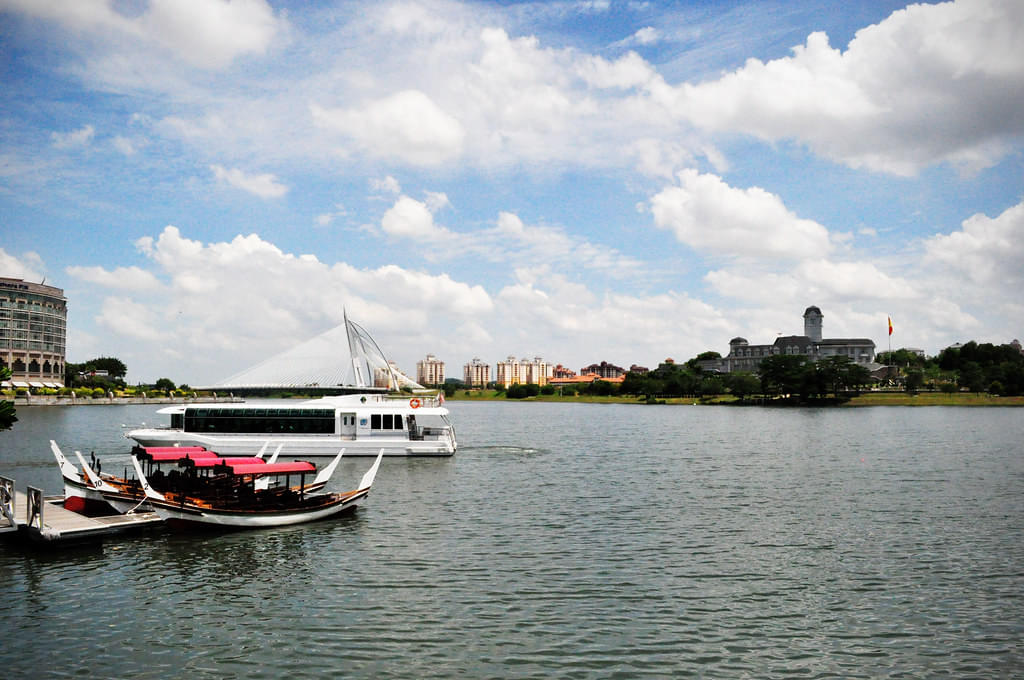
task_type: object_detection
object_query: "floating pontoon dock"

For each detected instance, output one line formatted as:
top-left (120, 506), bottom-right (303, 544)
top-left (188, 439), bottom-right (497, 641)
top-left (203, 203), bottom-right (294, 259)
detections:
top-left (1, 476), bottom-right (162, 546)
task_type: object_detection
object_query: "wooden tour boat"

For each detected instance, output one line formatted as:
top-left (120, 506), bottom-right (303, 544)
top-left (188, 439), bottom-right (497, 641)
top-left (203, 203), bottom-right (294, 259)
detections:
top-left (131, 448), bottom-right (384, 528)
top-left (50, 441), bottom-right (344, 516)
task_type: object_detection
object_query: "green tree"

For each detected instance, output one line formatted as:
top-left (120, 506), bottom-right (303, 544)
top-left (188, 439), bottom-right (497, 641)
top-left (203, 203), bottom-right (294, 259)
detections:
top-left (686, 351), bottom-right (722, 370)
top-left (586, 379), bottom-right (617, 397)
top-left (958, 361), bottom-right (985, 392)
top-left (619, 370), bottom-right (652, 396)
top-left (506, 383), bottom-right (541, 399)
top-left (724, 372), bottom-right (760, 400)
top-left (154, 377), bottom-right (176, 392)
top-left (700, 376), bottom-right (724, 397)
top-left (758, 354), bottom-right (809, 397)
top-left (89, 357), bottom-right (128, 378)
top-left (0, 366), bottom-right (17, 431)
top-left (904, 369), bottom-right (924, 393)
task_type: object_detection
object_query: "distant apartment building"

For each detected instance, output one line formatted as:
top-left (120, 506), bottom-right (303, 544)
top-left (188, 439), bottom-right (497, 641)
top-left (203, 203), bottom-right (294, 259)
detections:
top-left (580, 361), bottom-right (626, 379)
top-left (496, 356), bottom-right (549, 388)
top-left (551, 364), bottom-right (576, 379)
top-left (629, 364), bottom-right (650, 374)
top-left (1, 277), bottom-right (67, 388)
top-left (416, 354), bottom-right (445, 386)
top-left (463, 357), bottom-right (490, 386)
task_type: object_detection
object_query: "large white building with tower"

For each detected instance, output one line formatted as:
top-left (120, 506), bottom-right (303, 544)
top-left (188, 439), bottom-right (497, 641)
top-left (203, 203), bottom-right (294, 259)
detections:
top-left (709, 306), bottom-right (876, 374)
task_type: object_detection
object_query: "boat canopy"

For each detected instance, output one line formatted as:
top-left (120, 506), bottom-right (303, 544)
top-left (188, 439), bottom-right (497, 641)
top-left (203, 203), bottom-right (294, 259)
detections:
top-left (138, 450), bottom-right (220, 462)
top-left (227, 461), bottom-right (316, 476)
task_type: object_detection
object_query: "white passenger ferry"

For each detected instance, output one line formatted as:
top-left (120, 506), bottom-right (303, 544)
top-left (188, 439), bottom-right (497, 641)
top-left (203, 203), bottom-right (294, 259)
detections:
top-left (128, 313), bottom-right (456, 457)
top-left (127, 393), bottom-right (456, 457)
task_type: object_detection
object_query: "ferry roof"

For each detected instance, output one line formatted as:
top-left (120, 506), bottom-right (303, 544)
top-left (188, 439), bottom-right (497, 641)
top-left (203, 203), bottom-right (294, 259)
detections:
top-left (171, 394), bottom-right (449, 413)
top-left (138, 450), bottom-right (220, 462)
top-left (189, 457), bottom-right (266, 468)
top-left (137, 446), bottom-right (209, 454)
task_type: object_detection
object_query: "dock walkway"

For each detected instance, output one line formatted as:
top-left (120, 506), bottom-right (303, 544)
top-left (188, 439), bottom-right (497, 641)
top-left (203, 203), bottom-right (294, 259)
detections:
top-left (1, 476), bottom-right (162, 545)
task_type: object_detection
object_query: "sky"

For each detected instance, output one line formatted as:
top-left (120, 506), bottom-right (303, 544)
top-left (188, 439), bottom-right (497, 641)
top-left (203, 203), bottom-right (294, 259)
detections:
top-left (1, 0), bottom-right (1022, 385)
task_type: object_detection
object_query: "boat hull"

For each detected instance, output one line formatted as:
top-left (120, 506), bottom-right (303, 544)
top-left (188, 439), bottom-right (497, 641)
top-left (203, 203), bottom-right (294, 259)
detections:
top-left (147, 488), bottom-right (369, 528)
top-left (62, 478), bottom-right (118, 515)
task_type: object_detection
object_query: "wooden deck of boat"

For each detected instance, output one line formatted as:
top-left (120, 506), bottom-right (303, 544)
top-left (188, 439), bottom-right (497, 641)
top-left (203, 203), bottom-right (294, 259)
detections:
top-left (1, 489), bottom-right (162, 545)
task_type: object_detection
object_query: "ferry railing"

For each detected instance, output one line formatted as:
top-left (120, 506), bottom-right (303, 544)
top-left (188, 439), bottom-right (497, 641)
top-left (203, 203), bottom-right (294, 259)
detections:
top-left (363, 393), bottom-right (443, 408)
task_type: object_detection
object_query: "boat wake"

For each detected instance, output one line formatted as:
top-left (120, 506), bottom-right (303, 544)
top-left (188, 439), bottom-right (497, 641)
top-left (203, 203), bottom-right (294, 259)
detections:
top-left (462, 445), bottom-right (546, 457)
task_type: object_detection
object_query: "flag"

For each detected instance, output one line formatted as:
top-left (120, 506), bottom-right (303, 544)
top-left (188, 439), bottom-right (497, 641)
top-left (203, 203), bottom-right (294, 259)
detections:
top-left (888, 316), bottom-right (893, 336)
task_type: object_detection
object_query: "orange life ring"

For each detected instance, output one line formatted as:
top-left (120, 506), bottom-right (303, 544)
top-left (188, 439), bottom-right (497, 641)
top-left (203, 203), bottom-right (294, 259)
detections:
top-left (409, 398), bottom-right (422, 409)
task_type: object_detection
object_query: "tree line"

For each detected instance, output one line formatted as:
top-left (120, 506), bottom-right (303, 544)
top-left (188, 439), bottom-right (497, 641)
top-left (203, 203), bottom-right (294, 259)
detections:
top-left (449, 339), bottom-right (1024, 401)
top-left (878, 341), bottom-right (1024, 395)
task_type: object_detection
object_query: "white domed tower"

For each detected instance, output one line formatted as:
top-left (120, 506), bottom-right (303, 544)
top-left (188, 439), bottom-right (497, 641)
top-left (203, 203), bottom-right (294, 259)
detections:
top-left (803, 306), bottom-right (823, 342)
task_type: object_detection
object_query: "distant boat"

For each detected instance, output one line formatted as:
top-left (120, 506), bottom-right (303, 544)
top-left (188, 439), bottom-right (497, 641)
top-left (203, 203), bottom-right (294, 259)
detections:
top-left (132, 450), bottom-right (383, 529)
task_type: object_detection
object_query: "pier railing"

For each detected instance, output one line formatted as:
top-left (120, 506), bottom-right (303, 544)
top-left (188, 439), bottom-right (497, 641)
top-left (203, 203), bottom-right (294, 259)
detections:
top-left (26, 486), bottom-right (44, 532)
top-left (0, 476), bottom-right (15, 530)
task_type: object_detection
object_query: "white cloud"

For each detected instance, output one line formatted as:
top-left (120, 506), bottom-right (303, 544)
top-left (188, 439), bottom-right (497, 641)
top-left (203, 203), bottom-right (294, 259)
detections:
top-left (473, 211), bottom-right (645, 277)
top-left (0, 247), bottom-right (45, 281)
top-left (109, 226), bottom-right (495, 381)
top-left (925, 200), bottom-right (1024, 290)
top-left (315, 204), bottom-right (347, 227)
top-left (141, 0), bottom-right (282, 69)
top-left (65, 265), bottom-right (162, 291)
top-left (705, 258), bottom-right (920, 307)
top-left (312, 90), bottom-right (466, 166)
top-left (2, 0), bottom-right (284, 70)
top-left (380, 195), bottom-right (452, 241)
top-left (210, 165), bottom-right (288, 199)
top-left (493, 270), bottom-right (732, 364)
top-left (111, 135), bottom-right (137, 155)
top-left (371, 176), bottom-right (402, 195)
top-left (633, 27), bottom-right (660, 46)
top-left (578, 51), bottom-right (656, 90)
top-left (649, 169), bottom-right (832, 259)
top-left (51, 125), bottom-right (95, 149)
top-left (95, 296), bottom-right (163, 342)
top-left (675, 0), bottom-right (1024, 174)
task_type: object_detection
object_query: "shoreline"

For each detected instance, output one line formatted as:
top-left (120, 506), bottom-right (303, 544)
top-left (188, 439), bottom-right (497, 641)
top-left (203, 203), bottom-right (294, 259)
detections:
top-left (445, 391), bottom-right (1024, 407)
top-left (6, 396), bottom-right (244, 407)
top-left (8, 392), bottom-right (1021, 408)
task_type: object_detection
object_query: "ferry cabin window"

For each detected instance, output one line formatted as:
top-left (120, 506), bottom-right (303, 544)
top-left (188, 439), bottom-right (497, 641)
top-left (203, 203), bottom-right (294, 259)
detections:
top-left (370, 414), bottom-right (404, 430)
top-left (183, 408), bottom-right (336, 434)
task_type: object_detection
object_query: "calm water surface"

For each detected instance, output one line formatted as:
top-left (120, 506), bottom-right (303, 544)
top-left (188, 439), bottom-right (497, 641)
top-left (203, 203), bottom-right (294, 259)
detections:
top-left (1, 402), bottom-right (1022, 678)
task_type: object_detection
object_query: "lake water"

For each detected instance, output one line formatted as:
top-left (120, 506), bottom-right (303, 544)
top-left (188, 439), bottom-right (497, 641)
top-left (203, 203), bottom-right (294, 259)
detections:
top-left (1, 401), bottom-right (1022, 678)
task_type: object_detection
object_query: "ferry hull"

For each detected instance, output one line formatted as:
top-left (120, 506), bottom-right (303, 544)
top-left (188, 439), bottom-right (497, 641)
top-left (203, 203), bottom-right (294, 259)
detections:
top-left (128, 430), bottom-right (454, 457)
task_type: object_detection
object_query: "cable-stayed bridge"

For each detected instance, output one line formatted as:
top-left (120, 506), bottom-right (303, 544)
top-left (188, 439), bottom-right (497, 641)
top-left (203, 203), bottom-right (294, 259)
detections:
top-left (195, 313), bottom-right (423, 394)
